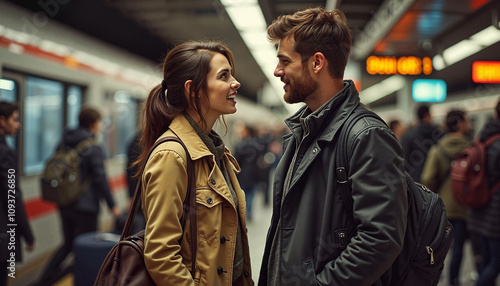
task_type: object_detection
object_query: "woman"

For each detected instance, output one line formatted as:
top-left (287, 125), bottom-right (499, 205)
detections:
top-left (135, 41), bottom-right (253, 285)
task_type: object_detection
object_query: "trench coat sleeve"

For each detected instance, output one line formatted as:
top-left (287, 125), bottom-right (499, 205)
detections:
top-left (318, 125), bottom-right (408, 285)
top-left (142, 146), bottom-right (195, 286)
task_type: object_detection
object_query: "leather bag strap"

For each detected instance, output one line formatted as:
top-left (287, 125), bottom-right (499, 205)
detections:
top-left (121, 136), bottom-right (197, 273)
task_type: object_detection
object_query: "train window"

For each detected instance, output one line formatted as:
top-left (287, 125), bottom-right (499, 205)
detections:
top-left (24, 76), bottom-right (64, 174)
top-left (103, 91), bottom-right (138, 158)
top-left (0, 78), bottom-right (18, 150)
top-left (67, 85), bottom-right (82, 129)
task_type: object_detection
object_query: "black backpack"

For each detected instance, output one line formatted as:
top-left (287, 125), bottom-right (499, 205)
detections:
top-left (335, 108), bottom-right (453, 286)
top-left (40, 138), bottom-right (95, 207)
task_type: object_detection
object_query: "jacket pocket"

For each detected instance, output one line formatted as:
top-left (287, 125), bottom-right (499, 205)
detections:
top-left (195, 188), bottom-right (224, 242)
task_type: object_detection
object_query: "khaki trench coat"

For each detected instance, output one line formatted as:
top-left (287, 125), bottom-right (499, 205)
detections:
top-left (142, 115), bottom-right (253, 286)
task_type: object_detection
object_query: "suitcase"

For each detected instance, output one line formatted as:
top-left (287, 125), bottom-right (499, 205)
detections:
top-left (73, 231), bottom-right (119, 286)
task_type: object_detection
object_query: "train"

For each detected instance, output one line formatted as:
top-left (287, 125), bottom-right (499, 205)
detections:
top-left (1, 2), bottom-right (499, 286)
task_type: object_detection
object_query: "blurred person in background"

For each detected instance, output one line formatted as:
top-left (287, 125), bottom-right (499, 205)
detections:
top-left (36, 107), bottom-right (121, 286)
top-left (421, 109), bottom-right (472, 286)
top-left (0, 101), bottom-right (35, 286)
top-left (467, 99), bottom-right (500, 286)
top-left (401, 104), bottom-right (443, 182)
top-left (233, 123), bottom-right (260, 221)
top-left (388, 119), bottom-right (407, 141)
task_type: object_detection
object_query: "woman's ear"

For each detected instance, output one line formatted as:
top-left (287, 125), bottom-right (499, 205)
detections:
top-left (184, 80), bottom-right (194, 98)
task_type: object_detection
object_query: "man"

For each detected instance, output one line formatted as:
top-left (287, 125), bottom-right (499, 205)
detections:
top-left (0, 102), bottom-right (35, 286)
top-left (467, 99), bottom-right (500, 286)
top-left (421, 109), bottom-right (472, 286)
top-left (37, 107), bottom-right (121, 286)
top-left (401, 105), bottom-right (443, 182)
top-left (259, 8), bottom-right (408, 286)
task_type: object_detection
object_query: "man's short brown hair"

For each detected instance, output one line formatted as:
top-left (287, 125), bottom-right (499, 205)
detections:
top-left (267, 7), bottom-right (352, 79)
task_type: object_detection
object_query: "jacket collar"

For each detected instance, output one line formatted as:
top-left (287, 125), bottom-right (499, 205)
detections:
top-left (284, 80), bottom-right (360, 144)
top-left (165, 114), bottom-right (240, 171)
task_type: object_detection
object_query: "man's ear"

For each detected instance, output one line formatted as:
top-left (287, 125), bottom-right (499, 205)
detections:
top-left (311, 52), bottom-right (326, 74)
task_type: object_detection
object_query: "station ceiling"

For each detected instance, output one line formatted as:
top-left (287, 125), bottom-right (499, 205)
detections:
top-left (5, 0), bottom-right (500, 107)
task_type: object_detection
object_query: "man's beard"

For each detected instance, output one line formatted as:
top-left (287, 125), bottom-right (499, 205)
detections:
top-left (284, 67), bottom-right (317, 104)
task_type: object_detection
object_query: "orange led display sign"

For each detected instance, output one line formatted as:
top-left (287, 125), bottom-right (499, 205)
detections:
top-left (472, 61), bottom-right (500, 83)
top-left (366, 56), bottom-right (433, 75)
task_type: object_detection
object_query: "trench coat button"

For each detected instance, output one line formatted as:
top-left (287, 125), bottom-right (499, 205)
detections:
top-left (220, 236), bottom-right (227, 244)
top-left (210, 179), bottom-right (216, 185)
top-left (206, 197), bottom-right (213, 204)
top-left (312, 147), bottom-right (318, 154)
top-left (217, 267), bottom-right (224, 274)
top-left (244, 270), bottom-right (249, 277)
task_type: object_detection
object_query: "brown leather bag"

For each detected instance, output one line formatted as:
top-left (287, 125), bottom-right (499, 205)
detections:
top-left (94, 136), bottom-right (197, 286)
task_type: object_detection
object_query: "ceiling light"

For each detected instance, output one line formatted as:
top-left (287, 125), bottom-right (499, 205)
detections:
top-left (225, 5), bottom-right (266, 31)
top-left (220, 0), bottom-right (257, 5)
top-left (433, 22), bottom-right (500, 71)
top-left (471, 25), bottom-right (500, 46)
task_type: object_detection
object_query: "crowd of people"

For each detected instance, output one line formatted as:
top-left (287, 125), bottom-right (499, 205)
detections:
top-left (0, 6), bottom-right (499, 286)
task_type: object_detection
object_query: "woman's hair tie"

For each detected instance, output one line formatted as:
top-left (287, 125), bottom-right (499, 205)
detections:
top-left (161, 80), bottom-right (167, 90)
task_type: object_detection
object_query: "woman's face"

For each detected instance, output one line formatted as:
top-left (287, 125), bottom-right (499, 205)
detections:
top-left (202, 53), bottom-right (240, 123)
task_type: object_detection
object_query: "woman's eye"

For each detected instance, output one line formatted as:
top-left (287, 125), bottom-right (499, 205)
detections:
top-left (221, 73), bottom-right (228, 79)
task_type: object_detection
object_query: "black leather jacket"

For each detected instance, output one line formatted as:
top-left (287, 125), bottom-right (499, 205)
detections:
top-left (259, 81), bottom-right (408, 286)
top-left (59, 128), bottom-right (115, 214)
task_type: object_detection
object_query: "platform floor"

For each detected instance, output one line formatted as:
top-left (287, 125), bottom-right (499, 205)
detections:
top-left (13, 190), bottom-right (499, 286)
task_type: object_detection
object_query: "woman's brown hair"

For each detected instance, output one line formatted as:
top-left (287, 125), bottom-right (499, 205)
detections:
top-left (134, 41), bottom-right (236, 176)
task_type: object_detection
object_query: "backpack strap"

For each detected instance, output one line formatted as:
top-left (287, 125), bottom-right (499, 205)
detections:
top-left (122, 136), bottom-right (197, 273)
top-left (335, 108), bottom-right (386, 220)
top-left (76, 138), bottom-right (96, 190)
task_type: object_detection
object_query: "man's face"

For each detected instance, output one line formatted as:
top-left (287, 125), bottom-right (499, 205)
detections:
top-left (274, 37), bottom-right (317, 104)
top-left (0, 110), bottom-right (20, 136)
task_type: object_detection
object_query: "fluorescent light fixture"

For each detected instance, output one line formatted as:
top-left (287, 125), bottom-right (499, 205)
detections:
top-left (0, 79), bottom-right (15, 91)
top-left (225, 6), bottom-right (266, 31)
top-left (433, 22), bottom-right (500, 71)
top-left (433, 54), bottom-right (445, 70)
top-left (240, 30), bottom-right (269, 50)
top-left (360, 75), bottom-right (405, 104)
top-left (220, 0), bottom-right (257, 5)
top-left (443, 39), bottom-right (482, 66)
top-left (471, 25), bottom-right (500, 46)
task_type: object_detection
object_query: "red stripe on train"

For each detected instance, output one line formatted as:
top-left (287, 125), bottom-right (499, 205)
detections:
top-left (25, 174), bottom-right (128, 220)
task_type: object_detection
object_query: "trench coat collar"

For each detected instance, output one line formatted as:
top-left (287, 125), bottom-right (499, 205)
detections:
top-left (166, 114), bottom-right (240, 172)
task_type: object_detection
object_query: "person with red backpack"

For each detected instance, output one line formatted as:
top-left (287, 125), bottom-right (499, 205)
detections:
top-left (467, 99), bottom-right (500, 286)
top-left (421, 109), bottom-right (472, 286)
